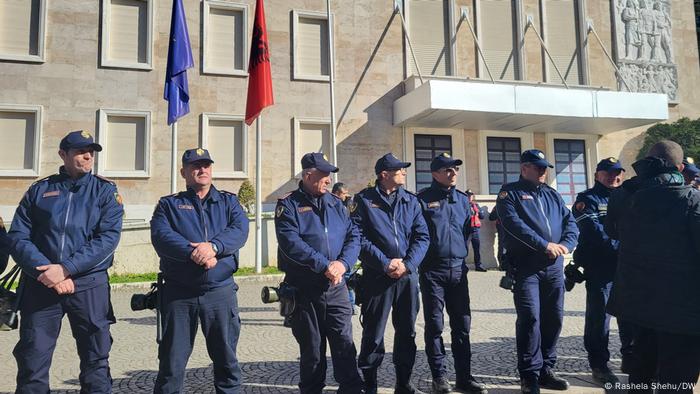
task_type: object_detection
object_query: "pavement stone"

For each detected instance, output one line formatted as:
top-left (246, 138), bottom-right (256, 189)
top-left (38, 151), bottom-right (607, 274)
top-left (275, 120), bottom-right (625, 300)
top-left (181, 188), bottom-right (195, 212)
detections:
top-left (0, 271), bottom-right (697, 393)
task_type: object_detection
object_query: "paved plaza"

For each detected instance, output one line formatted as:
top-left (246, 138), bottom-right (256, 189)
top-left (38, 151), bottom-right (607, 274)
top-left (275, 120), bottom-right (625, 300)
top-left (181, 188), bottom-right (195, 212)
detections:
top-left (0, 271), bottom-right (693, 393)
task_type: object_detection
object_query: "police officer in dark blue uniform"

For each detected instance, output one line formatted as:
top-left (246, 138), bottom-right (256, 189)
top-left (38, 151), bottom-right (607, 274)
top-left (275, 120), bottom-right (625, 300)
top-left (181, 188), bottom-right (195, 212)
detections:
top-left (573, 157), bottom-right (631, 384)
top-left (151, 148), bottom-right (249, 393)
top-left (495, 149), bottom-right (578, 394)
top-left (275, 153), bottom-right (363, 394)
top-left (352, 153), bottom-right (430, 394)
top-left (9, 130), bottom-right (124, 393)
top-left (417, 154), bottom-right (487, 394)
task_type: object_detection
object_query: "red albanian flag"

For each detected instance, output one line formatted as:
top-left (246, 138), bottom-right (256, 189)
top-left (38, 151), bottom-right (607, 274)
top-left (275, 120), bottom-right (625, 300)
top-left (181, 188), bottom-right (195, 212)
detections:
top-left (245, 0), bottom-right (274, 125)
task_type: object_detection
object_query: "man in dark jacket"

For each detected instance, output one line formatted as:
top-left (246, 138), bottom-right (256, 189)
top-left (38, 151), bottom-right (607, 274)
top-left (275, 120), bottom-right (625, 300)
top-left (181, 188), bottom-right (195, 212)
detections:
top-left (352, 153), bottom-right (430, 394)
top-left (605, 140), bottom-right (700, 392)
top-left (466, 190), bottom-right (487, 272)
top-left (275, 153), bottom-right (363, 394)
top-left (151, 148), bottom-right (249, 393)
top-left (495, 149), bottom-right (578, 394)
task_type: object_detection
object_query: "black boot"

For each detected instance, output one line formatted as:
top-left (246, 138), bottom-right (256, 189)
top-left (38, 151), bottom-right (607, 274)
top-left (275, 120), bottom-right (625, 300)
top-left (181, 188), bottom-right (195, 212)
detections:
top-left (431, 376), bottom-right (451, 394)
top-left (520, 378), bottom-right (540, 394)
top-left (455, 376), bottom-right (487, 393)
top-left (538, 369), bottom-right (569, 391)
top-left (363, 369), bottom-right (377, 394)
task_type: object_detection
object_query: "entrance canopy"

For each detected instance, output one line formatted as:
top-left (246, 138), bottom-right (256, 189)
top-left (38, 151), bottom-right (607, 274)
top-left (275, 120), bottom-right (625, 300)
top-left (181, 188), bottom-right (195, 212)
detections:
top-left (393, 79), bottom-right (668, 134)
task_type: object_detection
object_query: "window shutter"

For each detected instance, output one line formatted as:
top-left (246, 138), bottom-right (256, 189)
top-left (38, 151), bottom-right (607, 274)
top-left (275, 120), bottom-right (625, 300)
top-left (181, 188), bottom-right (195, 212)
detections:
top-left (0, 112), bottom-right (35, 170)
top-left (105, 115), bottom-right (146, 172)
top-left (208, 119), bottom-right (244, 173)
top-left (479, 0), bottom-right (518, 80)
top-left (0, 0), bottom-right (40, 56)
top-left (207, 8), bottom-right (245, 71)
top-left (408, 0), bottom-right (451, 77)
top-left (543, 0), bottom-right (581, 84)
top-left (108, 0), bottom-right (148, 64)
top-left (297, 17), bottom-right (329, 76)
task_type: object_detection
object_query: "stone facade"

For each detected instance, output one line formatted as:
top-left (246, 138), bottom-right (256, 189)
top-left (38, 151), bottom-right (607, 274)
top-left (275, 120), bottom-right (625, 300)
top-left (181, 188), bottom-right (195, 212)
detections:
top-left (1, 0), bottom-right (699, 271)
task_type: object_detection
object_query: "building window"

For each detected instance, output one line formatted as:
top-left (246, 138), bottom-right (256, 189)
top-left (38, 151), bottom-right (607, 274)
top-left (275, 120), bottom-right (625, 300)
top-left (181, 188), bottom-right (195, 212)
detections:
top-left (541, 0), bottom-right (584, 85)
top-left (414, 134), bottom-right (452, 191)
top-left (0, 104), bottom-right (42, 177)
top-left (293, 118), bottom-right (331, 175)
top-left (292, 10), bottom-right (330, 81)
top-left (97, 109), bottom-right (151, 178)
top-left (407, 0), bottom-right (453, 77)
top-left (0, 0), bottom-right (47, 62)
top-left (203, 1), bottom-right (248, 76)
top-left (475, 0), bottom-right (521, 80)
top-left (553, 139), bottom-right (587, 204)
top-left (100, 0), bottom-right (153, 70)
top-left (486, 137), bottom-right (521, 194)
top-left (201, 114), bottom-right (248, 178)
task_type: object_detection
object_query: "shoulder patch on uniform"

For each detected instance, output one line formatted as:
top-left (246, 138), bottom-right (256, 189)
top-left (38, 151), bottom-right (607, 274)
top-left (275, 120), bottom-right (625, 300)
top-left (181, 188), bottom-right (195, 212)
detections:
top-left (114, 192), bottom-right (123, 205)
top-left (275, 205), bottom-right (285, 218)
top-left (278, 191), bottom-right (293, 200)
top-left (575, 201), bottom-right (586, 212)
top-left (498, 191), bottom-right (508, 200)
top-left (428, 201), bottom-right (440, 208)
top-left (348, 201), bottom-right (357, 213)
top-left (94, 174), bottom-right (116, 185)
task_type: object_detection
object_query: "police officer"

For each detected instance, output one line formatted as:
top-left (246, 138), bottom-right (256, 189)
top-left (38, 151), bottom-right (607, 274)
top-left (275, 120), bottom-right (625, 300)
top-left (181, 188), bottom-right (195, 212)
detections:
top-left (9, 130), bottom-right (124, 393)
top-left (352, 153), bottom-right (429, 394)
top-left (150, 148), bottom-right (249, 393)
top-left (681, 157), bottom-right (699, 187)
top-left (417, 154), bottom-right (487, 394)
top-left (573, 158), bottom-right (632, 384)
top-left (495, 149), bottom-right (578, 394)
top-left (275, 153), bottom-right (363, 393)
top-left (466, 190), bottom-right (486, 272)
top-left (605, 141), bottom-right (700, 393)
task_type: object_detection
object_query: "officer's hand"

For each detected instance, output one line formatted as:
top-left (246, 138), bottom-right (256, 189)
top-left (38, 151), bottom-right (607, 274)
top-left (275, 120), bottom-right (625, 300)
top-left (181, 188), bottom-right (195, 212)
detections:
top-left (557, 244), bottom-right (570, 255)
top-left (202, 257), bottom-right (218, 270)
top-left (326, 261), bottom-right (347, 282)
top-left (190, 242), bottom-right (216, 265)
top-left (36, 264), bottom-right (70, 288)
top-left (387, 258), bottom-right (402, 273)
top-left (388, 261), bottom-right (407, 279)
top-left (54, 278), bottom-right (75, 295)
top-left (545, 242), bottom-right (562, 259)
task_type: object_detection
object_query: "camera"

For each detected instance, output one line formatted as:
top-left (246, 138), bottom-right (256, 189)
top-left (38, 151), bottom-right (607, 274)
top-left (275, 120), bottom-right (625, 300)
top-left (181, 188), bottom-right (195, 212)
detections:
top-left (564, 262), bottom-right (585, 292)
top-left (261, 282), bottom-right (296, 304)
top-left (499, 272), bottom-right (515, 291)
top-left (130, 282), bottom-right (159, 311)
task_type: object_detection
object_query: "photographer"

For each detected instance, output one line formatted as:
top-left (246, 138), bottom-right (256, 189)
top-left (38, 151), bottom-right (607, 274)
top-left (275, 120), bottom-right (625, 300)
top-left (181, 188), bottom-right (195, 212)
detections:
top-left (275, 153), bottom-right (363, 393)
top-left (150, 148), bottom-right (249, 393)
top-left (572, 158), bottom-right (632, 384)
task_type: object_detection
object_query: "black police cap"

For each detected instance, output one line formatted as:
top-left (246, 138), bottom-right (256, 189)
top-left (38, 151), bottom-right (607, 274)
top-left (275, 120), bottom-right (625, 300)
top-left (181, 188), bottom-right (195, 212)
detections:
top-left (596, 157), bottom-right (625, 172)
top-left (375, 153), bottom-right (411, 174)
top-left (301, 152), bottom-right (339, 173)
top-left (520, 149), bottom-right (553, 168)
top-left (59, 130), bottom-right (102, 152)
top-left (430, 152), bottom-right (463, 172)
top-left (182, 148), bottom-right (214, 165)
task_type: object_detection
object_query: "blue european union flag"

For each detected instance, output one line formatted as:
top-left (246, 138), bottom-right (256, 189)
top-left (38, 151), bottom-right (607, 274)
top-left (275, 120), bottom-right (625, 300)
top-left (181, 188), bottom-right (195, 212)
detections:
top-left (164, 0), bottom-right (194, 125)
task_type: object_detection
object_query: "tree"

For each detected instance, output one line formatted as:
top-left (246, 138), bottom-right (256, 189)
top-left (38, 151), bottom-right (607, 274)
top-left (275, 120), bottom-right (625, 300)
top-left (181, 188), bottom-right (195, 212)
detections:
top-left (637, 117), bottom-right (700, 161)
top-left (238, 179), bottom-right (255, 213)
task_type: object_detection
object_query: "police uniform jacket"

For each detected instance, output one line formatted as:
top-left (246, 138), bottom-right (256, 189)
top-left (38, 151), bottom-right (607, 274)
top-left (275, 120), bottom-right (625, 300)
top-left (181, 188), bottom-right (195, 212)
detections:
top-left (572, 181), bottom-right (618, 280)
top-left (9, 168), bottom-right (124, 292)
top-left (351, 186), bottom-right (429, 276)
top-left (417, 181), bottom-right (472, 270)
top-left (605, 157), bottom-right (700, 335)
top-left (151, 186), bottom-right (249, 291)
top-left (495, 178), bottom-right (578, 270)
top-left (275, 185), bottom-right (360, 290)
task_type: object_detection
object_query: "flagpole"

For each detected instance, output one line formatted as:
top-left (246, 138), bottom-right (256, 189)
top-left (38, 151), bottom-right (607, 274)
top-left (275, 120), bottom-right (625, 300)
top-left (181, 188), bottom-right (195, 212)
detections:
top-left (327, 0), bottom-right (338, 183)
top-left (255, 115), bottom-right (262, 274)
top-left (171, 122), bottom-right (178, 194)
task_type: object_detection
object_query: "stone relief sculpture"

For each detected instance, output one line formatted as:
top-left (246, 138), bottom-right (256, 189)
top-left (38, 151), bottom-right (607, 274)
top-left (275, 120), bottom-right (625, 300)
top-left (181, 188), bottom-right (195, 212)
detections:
top-left (613, 0), bottom-right (677, 100)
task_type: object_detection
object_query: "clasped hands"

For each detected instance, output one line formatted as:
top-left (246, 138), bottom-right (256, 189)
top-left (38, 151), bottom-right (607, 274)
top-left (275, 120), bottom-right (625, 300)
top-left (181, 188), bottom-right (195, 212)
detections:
top-left (325, 261), bottom-right (346, 286)
top-left (36, 264), bottom-right (74, 295)
top-left (545, 242), bottom-right (569, 259)
top-left (190, 242), bottom-right (218, 270)
top-left (386, 258), bottom-right (408, 279)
